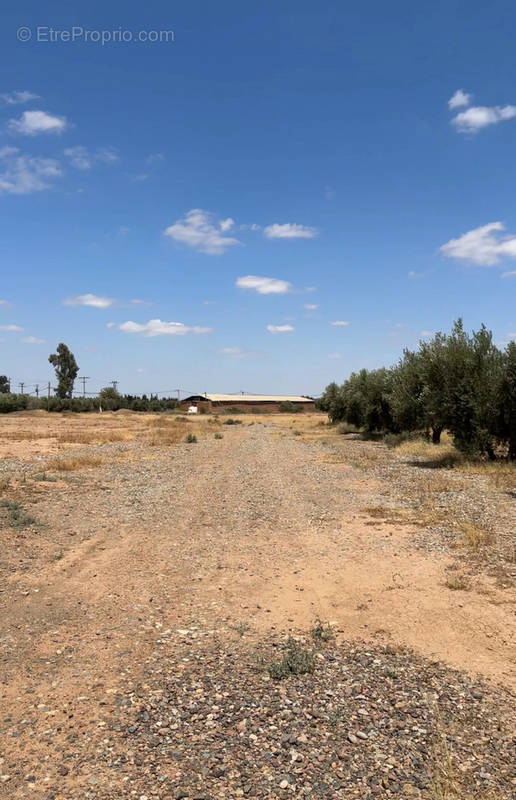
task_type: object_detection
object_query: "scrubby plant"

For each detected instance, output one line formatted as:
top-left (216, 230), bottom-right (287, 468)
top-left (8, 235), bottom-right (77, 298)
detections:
top-left (263, 637), bottom-right (315, 679)
top-left (278, 401), bottom-right (304, 413)
top-left (311, 618), bottom-right (335, 642)
top-left (185, 433), bottom-right (198, 443)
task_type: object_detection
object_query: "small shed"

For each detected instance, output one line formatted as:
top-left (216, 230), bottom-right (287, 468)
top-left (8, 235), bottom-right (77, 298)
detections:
top-left (179, 393), bottom-right (315, 414)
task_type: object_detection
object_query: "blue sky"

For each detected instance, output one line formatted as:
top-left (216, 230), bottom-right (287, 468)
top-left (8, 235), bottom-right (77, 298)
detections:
top-left (1, 1), bottom-right (515, 397)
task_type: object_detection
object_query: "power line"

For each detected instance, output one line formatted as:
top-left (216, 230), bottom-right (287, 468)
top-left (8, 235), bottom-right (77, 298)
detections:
top-left (78, 376), bottom-right (90, 397)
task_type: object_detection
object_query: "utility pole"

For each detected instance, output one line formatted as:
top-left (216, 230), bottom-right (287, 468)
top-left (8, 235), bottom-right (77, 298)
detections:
top-left (111, 380), bottom-right (119, 392)
top-left (19, 382), bottom-right (24, 395)
top-left (79, 376), bottom-right (90, 397)
top-left (47, 382), bottom-right (51, 411)
top-left (175, 389), bottom-right (181, 402)
top-left (34, 384), bottom-right (39, 398)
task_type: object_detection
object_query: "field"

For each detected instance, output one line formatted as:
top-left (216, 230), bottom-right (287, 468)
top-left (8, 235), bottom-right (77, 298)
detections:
top-left (0, 411), bottom-right (514, 799)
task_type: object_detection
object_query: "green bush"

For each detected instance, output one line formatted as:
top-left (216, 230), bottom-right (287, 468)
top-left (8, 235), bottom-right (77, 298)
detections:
top-left (278, 401), bottom-right (304, 413)
top-left (264, 637), bottom-right (315, 679)
top-left (185, 433), bottom-right (198, 443)
top-left (0, 393), bottom-right (29, 413)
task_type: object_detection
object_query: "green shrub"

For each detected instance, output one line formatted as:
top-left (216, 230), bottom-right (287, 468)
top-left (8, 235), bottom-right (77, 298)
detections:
top-left (264, 637), bottom-right (315, 679)
top-left (278, 401), bottom-right (303, 413)
top-left (214, 432), bottom-right (223, 439)
top-left (0, 393), bottom-right (29, 413)
top-left (311, 618), bottom-right (335, 642)
top-left (185, 433), bottom-right (198, 443)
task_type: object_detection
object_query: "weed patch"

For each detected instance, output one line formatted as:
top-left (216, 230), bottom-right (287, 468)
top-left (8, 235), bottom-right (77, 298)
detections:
top-left (311, 618), bottom-right (335, 643)
top-left (261, 637), bottom-right (315, 679)
top-left (1, 499), bottom-right (38, 529)
top-left (46, 454), bottom-right (104, 471)
top-left (444, 574), bottom-right (471, 591)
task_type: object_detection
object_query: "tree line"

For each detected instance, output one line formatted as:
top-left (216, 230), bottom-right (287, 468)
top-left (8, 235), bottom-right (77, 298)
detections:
top-left (0, 343), bottom-right (178, 413)
top-left (319, 320), bottom-right (516, 460)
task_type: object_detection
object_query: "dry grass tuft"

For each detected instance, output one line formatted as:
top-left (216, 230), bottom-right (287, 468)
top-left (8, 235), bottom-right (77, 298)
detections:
top-left (460, 460), bottom-right (516, 492)
top-left (429, 709), bottom-right (502, 800)
top-left (45, 454), bottom-right (104, 471)
top-left (362, 506), bottom-right (414, 525)
top-left (444, 573), bottom-right (471, 591)
top-left (457, 521), bottom-right (494, 552)
top-left (396, 436), bottom-right (463, 468)
top-left (147, 427), bottom-right (191, 446)
top-left (57, 430), bottom-right (132, 444)
top-left (0, 429), bottom-right (54, 442)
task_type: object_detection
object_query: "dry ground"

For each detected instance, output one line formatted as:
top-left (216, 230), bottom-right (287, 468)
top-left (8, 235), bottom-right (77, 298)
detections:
top-left (0, 411), bottom-right (514, 799)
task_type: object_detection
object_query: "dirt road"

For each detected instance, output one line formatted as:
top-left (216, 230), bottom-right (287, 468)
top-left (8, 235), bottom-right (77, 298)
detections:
top-left (2, 417), bottom-right (514, 689)
top-left (0, 415), bottom-right (514, 798)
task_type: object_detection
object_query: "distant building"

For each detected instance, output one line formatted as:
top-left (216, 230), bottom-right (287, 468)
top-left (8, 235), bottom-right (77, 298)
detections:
top-left (179, 393), bottom-right (315, 413)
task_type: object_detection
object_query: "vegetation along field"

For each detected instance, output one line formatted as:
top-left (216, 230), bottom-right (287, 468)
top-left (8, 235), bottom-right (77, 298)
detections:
top-left (0, 406), bottom-right (514, 799)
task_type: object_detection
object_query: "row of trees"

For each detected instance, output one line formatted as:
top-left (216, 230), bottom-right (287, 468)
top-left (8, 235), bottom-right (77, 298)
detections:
top-left (319, 320), bottom-right (516, 460)
top-left (0, 343), bottom-right (178, 413)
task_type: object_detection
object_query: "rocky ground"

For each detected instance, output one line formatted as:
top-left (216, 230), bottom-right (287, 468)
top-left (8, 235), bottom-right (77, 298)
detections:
top-left (0, 412), bottom-right (514, 799)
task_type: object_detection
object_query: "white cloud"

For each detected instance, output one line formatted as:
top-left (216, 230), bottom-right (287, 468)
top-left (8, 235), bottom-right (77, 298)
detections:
top-left (239, 223), bottom-right (261, 231)
top-left (0, 146), bottom-right (62, 194)
top-left (8, 110), bottom-right (68, 136)
top-left (451, 105), bottom-right (516, 133)
top-left (328, 352), bottom-right (342, 359)
top-left (267, 324), bottom-right (294, 334)
top-left (64, 293), bottom-right (114, 308)
top-left (164, 209), bottom-right (240, 254)
top-left (63, 146), bottom-right (91, 170)
top-left (420, 330), bottom-right (433, 338)
top-left (96, 147), bottom-right (119, 164)
top-left (106, 322), bottom-right (116, 328)
top-left (331, 320), bottom-right (350, 327)
top-left (21, 336), bottom-right (45, 344)
top-left (219, 347), bottom-right (251, 358)
top-left (64, 146), bottom-right (119, 169)
top-left (1, 90), bottom-right (40, 105)
top-left (119, 319), bottom-right (213, 337)
top-left (303, 303), bottom-right (318, 310)
top-left (448, 89), bottom-right (472, 110)
top-left (236, 275), bottom-right (292, 294)
top-left (219, 217), bottom-right (235, 232)
top-left (0, 324), bottom-right (23, 331)
top-left (0, 299), bottom-right (10, 305)
top-left (501, 270), bottom-right (516, 278)
top-left (263, 223), bottom-right (317, 239)
top-left (440, 222), bottom-right (516, 266)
